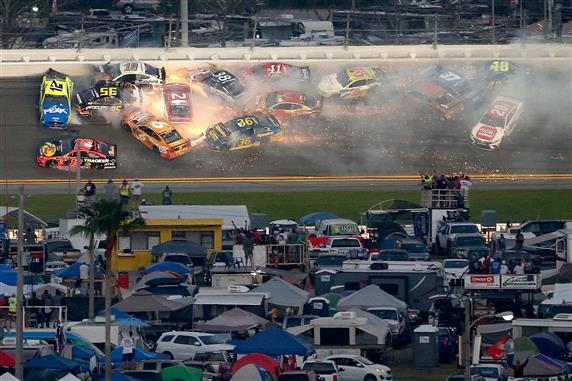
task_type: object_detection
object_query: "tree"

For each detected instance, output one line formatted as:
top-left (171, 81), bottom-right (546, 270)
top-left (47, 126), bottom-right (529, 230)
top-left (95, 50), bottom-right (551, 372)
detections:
top-left (72, 199), bottom-right (143, 381)
top-left (197, 0), bottom-right (246, 47)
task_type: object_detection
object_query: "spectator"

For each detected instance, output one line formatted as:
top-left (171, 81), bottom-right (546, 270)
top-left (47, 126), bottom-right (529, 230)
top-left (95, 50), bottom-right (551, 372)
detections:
top-left (27, 292), bottom-right (41, 327)
top-left (515, 230), bottom-right (524, 251)
top-left (505, 334), bottom-right (515, 365)
top-left (120, 330), bottom-right (136, 370)
top-left (119, 180), bottom-right (130, 205)
top-left (41, 290), bottom-right (53, 328)
top-left (498, 234), bottom-right (506, 251)
top-left (491, 256), bottom-right (501, 274)
top-left (104, 179), bottom-right (117, 199)
top-left (24, 228), bottom-right (37, 244)
top-left (130, 178), bottom-right (144, 210)
top-left (8, 294), bottom-right (16, 328)
top-left (52, 290), bottom-right (64, 322)
top-left (507, 258), bottom-right (516, 273)
top-left (243, 233), bottom-right (254, 267)
top-left (513, 261), bottom-right (525, 275)
top-left (162, 186), bottom-right (173, 205)
top-left (511, 358), bottom-right (529, 378)
top-left (84, 179), bottom-right (96, 204)
top-left (79, 263), bottom-right (89, 294)
top-left (500, 260), bottom-right (509, 275)
top-left (460, 175), bottom-right (472, 196)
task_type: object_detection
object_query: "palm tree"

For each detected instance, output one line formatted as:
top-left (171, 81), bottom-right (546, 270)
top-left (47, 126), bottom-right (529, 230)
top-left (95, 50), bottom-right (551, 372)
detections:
top-left (71, 199), bottom-right (143, 380)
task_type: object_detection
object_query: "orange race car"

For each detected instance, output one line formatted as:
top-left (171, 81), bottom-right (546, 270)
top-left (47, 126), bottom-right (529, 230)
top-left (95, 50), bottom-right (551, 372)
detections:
top-left (121, 111), bottom-right (191, 160)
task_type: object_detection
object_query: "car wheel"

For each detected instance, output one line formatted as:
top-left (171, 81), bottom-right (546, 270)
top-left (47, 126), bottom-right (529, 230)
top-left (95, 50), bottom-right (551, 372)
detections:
top-left (162, 352), bottom-right (173, 359)
top-left (122, 4), bottom-right (134, 14)
top-left (364, 375), bottom-right (377, 381)
top-left (121, 122), bottom-right (129, 131)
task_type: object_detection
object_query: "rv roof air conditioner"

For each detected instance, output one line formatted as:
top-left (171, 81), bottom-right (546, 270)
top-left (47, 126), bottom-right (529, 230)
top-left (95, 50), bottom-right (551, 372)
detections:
top-left (334, 311), bottom-right (356, 320)
top-left (228, 285), bottom-right (249, 293)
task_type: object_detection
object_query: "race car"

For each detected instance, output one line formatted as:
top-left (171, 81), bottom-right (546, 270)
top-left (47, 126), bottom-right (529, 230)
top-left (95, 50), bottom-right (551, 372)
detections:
top-left (99, 62), bottom-right (165, 88)
top-left (257, 91), bottom-right (322, 119)
top-left (39, 69), bottom-right (73, 129)
top-left (75, 80), bottom-right (143, 117)
top-left (408, 80), bottom-right (464, 120)
top-left (318, 66), bottom-right (385, 100)
top-left (122, 111), bottom-right (191, 160)
top-left (484, 60), bottom-right (534, 90)
top-left (470, 96), bottom-right (523, 150)
top-left (162, 83), bottom-right (193, 123)
top-left (173, 67), bottom-right (247, 103)
top-left (36, 138), bottom-right (117, 169)
top-left (245, 62), bottom-right (311, 82)
top-left (204, 113), bottom-right (282, 152)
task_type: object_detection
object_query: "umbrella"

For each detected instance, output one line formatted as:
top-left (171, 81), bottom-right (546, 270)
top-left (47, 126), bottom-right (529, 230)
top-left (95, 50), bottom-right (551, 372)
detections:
top-left (160, 364), bottom-right (202, 381)
top-left (144, 261), bottom-right (192, 275)
top-left (0, 351), bottom-right (14, 367)
top-left (97, 308), bottom-right (133, 320)
top-left (269, 219), bottom-right (298, 228)
top-left (299, 212), bottom-right (339, 226)
top-left (112, 317), bottom-right (150, 328)
top-left (58, 374), bottom-right (81, 381)
top-left (112, 291), bottom-right (185, 313)
top-left (0, 373), bottom-right (19, 381)
top-left (133, 271), bottom-right (184, 289)
top-left (514, 337), bottom-right (540, 363)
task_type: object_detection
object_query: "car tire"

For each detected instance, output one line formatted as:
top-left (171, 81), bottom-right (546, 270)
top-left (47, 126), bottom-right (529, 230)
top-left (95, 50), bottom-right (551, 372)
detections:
top-left (121, 123), bottom-right (129, 130)
top-left (47, 160), bottom-right (57, 168)
top-left (122, 4), bottom-right (134, 14)
top-left (365, 375), bottom-right (377, 381)
top-left (163, 352), bottom-right (173, 359)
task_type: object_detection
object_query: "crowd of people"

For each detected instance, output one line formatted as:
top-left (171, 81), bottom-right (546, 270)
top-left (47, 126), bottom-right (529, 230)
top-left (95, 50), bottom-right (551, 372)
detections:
top-left (420, 171), bottom-right (473, 193)
top-left (467, 251), bottom-right (543, 275)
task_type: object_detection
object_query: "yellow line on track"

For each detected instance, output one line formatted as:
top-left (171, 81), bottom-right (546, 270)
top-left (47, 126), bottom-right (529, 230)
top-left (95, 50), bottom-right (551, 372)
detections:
top-left (2, 174), bottom-right (572, 185)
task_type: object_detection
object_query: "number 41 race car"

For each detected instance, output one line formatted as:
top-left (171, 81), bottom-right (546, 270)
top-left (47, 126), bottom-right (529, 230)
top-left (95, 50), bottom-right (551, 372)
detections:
top-left (36, 138), bottom-right (117, 169)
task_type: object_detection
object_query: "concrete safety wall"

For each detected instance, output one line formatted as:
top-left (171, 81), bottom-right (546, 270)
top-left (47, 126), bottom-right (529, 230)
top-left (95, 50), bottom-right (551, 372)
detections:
top-left (0, 44), bottom-right (571, 77)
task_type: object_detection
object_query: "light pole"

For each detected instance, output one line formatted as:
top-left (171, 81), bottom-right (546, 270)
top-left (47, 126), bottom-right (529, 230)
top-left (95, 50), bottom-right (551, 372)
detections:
top-left (345, 0), bottom-right (356, 47)
top-left (463, 304), bottom-right (514, 380)
top-left (180, 0), bottom-right (189, 47)
top-left (492, 0), bottom-right (496, 44)
top-left (15, 186), bottom-right (24, 380)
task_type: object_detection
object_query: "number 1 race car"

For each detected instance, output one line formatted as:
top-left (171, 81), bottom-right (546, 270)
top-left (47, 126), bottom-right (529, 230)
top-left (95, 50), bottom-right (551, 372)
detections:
top-left (122, 111), bottom-right (191, 160)
top-left (204, 113), bottom-right (282, 152)
top-left (318, 66), bottom-right (385, 100)
top-left (75, 80), bottom-right (143, 117)
top-left (36, 138), bottom-right (117, 169)
top-left (470, 96), bottom-right (523, 150)
top-left (39, 69), bottom-right (73, 129)
top-left (162, 83), bottom-right (193, 123)
top-left (245, 62), bottom-right (311, 82)
top-left (257, 91), bottom-right (322, 120)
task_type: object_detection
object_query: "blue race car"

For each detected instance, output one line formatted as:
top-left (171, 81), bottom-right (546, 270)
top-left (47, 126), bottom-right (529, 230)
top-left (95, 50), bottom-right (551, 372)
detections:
top-left (39, 69), bottom-right (73, 129)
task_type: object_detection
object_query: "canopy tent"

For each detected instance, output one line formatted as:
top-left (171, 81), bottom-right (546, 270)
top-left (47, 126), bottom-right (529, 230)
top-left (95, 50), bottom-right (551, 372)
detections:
top-left (336, 284), bottom-right (408, 313)
top-left (231, 353), bottom-right (280, 376)
top-left (324, 293), bottom-right (342, 312)
top-left (251, 277), bottom-right (309, 309)
top-left (54, 262), bottom-right (102, 280)
top-left (234, 326), bottom-right (314, 356)
top-left (514, 337), bottom-right (540, 363)
top-left (196, 307), bottom-right (270, 333)
top-left (476, 323), bottom-right (513, 345)
top-left (0, 351), bottom-right (15, 367)
top-left (299, 212), bottom-right (339, 226)
top-left (143, 261), bottom-right (193, 275)
top-left (0, 207), bottom-right (48, 229)
top-left (0, 373), bottom-right (19, 381)
top-left (151, 239), bottom-right (207, 259)
top-left (133, 271), bottom-right (185, 290)
top-left (58, 374), bottom-right (81, 381)
top-left (95, 373), bottom-right (140, 381)
top-left (112, 317), bottom-right (149, 328)
top-left (108, 347), bottom-right (166, 362)
top-left (0, 265), bottom-right (16, 287)
top-left (71, 346), bottom-right (96, 361)
top-left (32, 283), bottom-right (68, 296)
top-left (530, 332), bottom-right (568, 359)
top-left (24, 355), bottom-right (80, 371)
top-left (160, 364), bottom-right (202, 381)
top-left (230, 364), bottom-right (273, 381)
top-left (269, 219), bottom-right (298, 228)
top-left (523, 353), bottom-right (572, 376)
top-left (112, 290), bottom-right (186, 313)
top-left (97, 307), bottom-right (132, 320)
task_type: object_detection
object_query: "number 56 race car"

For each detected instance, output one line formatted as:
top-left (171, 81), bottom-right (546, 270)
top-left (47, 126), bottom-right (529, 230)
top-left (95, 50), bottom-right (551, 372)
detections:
top-left (36, 138), bottom-right (117, 169)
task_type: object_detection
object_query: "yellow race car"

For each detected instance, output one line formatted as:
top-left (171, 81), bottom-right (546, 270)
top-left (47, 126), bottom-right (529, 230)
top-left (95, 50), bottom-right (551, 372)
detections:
top-left (318, 66), bottom-right (385, 100)
top-left (40, 69), bottom-right (73, 129)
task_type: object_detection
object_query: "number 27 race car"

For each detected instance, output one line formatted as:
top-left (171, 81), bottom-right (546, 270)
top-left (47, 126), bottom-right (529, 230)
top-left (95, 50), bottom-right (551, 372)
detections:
top-left (36, 138), bottom-right (117, 169)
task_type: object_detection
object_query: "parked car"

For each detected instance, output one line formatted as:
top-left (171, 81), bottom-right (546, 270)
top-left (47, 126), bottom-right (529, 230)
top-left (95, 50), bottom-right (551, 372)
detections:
top-left (325, 354), bottom-right (392, 381)
top-left (442, 259), bottom-right (469, 285)
top-left (470, 363), bottom-right (507, 381)
top-left (278, 370), bottom-right (322, 381)
top-left (398, 239), bottom-right (430, 261)
top-left (192, 351), bottom-right (232, 376)
top-left (155, 331), bottom-right (234, 360)
top-left (158, 253), bottom-right (193, 268)
top-left (114, 0), bottom-right (161, 14)
top-left (435, 222), bottom-right (480, 254)
top-left (301, 360), bottom-right (342, 381)
top-left (366, 306), bottom-right (407, 338)
top-left (518, 220), bottom-right (569, 236)
top-left (449, 234), bottom-right (487, 258)
top-left (378, 249), bottom-right (410, 261)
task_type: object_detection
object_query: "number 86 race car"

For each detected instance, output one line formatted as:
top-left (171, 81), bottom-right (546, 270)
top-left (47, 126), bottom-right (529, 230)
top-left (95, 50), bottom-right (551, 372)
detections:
top-left (36, 138), bottom-right (117, 169)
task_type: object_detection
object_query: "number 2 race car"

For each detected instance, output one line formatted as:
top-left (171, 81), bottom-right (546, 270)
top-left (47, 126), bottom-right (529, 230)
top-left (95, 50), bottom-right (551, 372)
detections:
top-left (204, 113), bottom-right (282, 152)
top-left (470, 96), bottom-right (523, 150)
top-left (36, 138), bottom-right (117, 169)
top-left (245, 62), bottom-right (311, 82)
top-left (75, 80), bottom-right (143, 117)
top-left (39, 69), bottom-right (73, 129)
top-left (318, 66), bottom-right (385, 100)
top-left (257, 91), bottom-right (322, 120)
top-left (122, 111), bottom-right (191, 160)
top-left (162, 83), bottom-right (193, 123)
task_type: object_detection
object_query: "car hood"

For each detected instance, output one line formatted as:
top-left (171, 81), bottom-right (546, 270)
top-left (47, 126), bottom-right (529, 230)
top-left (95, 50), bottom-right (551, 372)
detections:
top-left (42, 103), bottom-right (70, 120)
top-left (205, 344), bottom-right (235, 351)
top-left (318, 73), bottom-right (343, 95)
top-left (369, 364), bottom-right (391, 373)
top-left (472, 124), bottom-right (503, 142)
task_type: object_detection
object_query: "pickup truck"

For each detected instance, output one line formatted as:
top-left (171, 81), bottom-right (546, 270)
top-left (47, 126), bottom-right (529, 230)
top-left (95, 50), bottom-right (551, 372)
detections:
top-left (435, 222), bottom-right (480, 255)
top-left (314, 237), bottom-right (367, 257)
top-left (366, 306), bottom-right (407, 339)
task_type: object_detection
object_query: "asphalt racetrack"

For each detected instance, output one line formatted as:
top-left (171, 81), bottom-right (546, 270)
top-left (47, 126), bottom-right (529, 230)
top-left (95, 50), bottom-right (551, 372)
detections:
top-left (0, 60), bottom-right (571, 183)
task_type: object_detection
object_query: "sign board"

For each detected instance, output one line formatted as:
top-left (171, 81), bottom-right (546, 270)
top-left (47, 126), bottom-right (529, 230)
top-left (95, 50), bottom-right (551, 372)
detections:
top-left (419, 336), bottom-right (430, 344)
top-left (464, 275), bottom-right (500, 289)
top-left (501, 274), bottom-right (540, 290)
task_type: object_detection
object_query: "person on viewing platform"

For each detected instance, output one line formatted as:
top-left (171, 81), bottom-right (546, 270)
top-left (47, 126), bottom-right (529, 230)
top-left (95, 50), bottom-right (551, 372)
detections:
top-left (84, 179), bottom-right (96, 203)
top-left (162, 186), bottom-right (173, 205)
top-left (104, 178), bottom-right (117, 199)
top-left (130, 178), bottom-right (144, 210)
top-left (119, 179), bottom-right (130, 205)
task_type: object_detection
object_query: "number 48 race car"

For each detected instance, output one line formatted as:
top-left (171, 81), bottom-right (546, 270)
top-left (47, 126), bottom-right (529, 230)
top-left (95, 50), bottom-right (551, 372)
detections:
top-left (36, 138), bottom-right (117, 169)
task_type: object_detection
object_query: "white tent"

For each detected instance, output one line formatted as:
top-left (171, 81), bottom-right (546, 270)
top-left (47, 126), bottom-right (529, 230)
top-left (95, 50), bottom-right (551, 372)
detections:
top-left (0, 373), bottom-right (20, 381)
top-left (58, 374), bottom-right (80, 381)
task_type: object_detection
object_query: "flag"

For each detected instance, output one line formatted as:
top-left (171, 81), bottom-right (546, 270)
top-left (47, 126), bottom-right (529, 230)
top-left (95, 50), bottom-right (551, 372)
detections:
top-left (488, 335), bottom-right (508, 360)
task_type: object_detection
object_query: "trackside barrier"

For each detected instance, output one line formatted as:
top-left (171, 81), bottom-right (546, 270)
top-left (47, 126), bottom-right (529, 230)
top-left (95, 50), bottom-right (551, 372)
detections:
top-left (0, 44), bottom-right (571, 77)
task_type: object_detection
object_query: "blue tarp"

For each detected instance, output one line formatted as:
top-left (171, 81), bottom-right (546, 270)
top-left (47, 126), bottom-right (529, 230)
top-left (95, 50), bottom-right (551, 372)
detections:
top-left (107, 347), bottom-right (168, 362)
top-left (298, 212), bottom-right (338, 226)
top-left (234, 326), bottom-right (314, 356)
top-left (97, 307), bottom-right (132, 320)
top-left (0, 265), bottom-right (16, 286)
top-left (144, 261), bottom-right (193, 275)
top-left (530, 332), bottom-right (568, 359)
top-left (95, 373), bottom-right (140, 381)
top-left (55, 262), bottom-right (81, 279)
top-left (25, 354), bottom-right (80, 371)
top-left (72, 345), bottom-right (96, 360)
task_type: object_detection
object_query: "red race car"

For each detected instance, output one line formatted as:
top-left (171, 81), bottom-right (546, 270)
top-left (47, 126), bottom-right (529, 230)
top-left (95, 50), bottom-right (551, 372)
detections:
top-left (245, 62), bottom-right (311, 82)
top-left (162, 83), bottom-right (193, 123)
top-left (36, 138), bottom-right (117, 169)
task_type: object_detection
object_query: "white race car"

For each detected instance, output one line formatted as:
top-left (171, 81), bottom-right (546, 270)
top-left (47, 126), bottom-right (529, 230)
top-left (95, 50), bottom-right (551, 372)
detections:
top-left (470, 95), bottom-right (523, 150)
top-left (99, 62), bottom-right (165, 88)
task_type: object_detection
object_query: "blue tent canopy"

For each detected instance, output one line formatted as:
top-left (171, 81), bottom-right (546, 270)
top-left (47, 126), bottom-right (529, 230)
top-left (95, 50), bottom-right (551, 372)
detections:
top-left (298, 212), bottom-right (338, 226)
top-left (25, 354), bottom-right (80, 371)
top-left (0, 265), bottom-right (16, 286)
top-left (97, 307), bottom-right (132, 320)
top-left (144, 261), bottom-right (193, 275)
top-left (234, 326), bottom-right (314, 356)
top-left (530, 332), bottom-right (568, 359)
top-left (55, 262), bottom-right (81, 279)
top-left (96, 373), bottom-right (140, 381)
top-left (72, 345), bottom-right (96, 360)
top-left (107, 347), bottom-right (168, 362)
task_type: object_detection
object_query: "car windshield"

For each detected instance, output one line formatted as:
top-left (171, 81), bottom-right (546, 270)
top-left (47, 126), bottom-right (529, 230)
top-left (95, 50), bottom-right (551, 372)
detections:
top-left (199, 335), bottom-right (225, 345)
top-left (481, 112), bottom-right (506, 128)
top-left (97, 142), bottom-right (110, 156)
top-left (380, 252), bottom-right (409, 261)
top-left (471, 367), bottom-right (499, 377)
top-left (328, 224), bottom-right (360, 236)
top-left (303, 362), bottom-right (336, 374)
top-left (450, 225), bottom-right (479, 234)
top-left (336, 70), bottom-right (352, 87)
top-left (330, 239), bottom-right (360, 248)
top-left (144, 65), bottom-right (161, 77)
top-left (445, 260), bottom-right (469, 269)
top-left (44, 95), bottom-right (67, 105)
top-left (455, 236), bottom-right (485, 246)
top-left (317, 255), bottom-right (346, 267)
top-left (369, 309), bottom-right (398, 320)
top-left (171, 104), bottom-right (190, 116)
top-left (401, 243), bottom-right (426, 252)
top-left (161, 130), bottom-right (183, 144)
top-left (356, 357), bottom-right (373, 365)
top-left (165, 256), bottom-right (190, 265)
